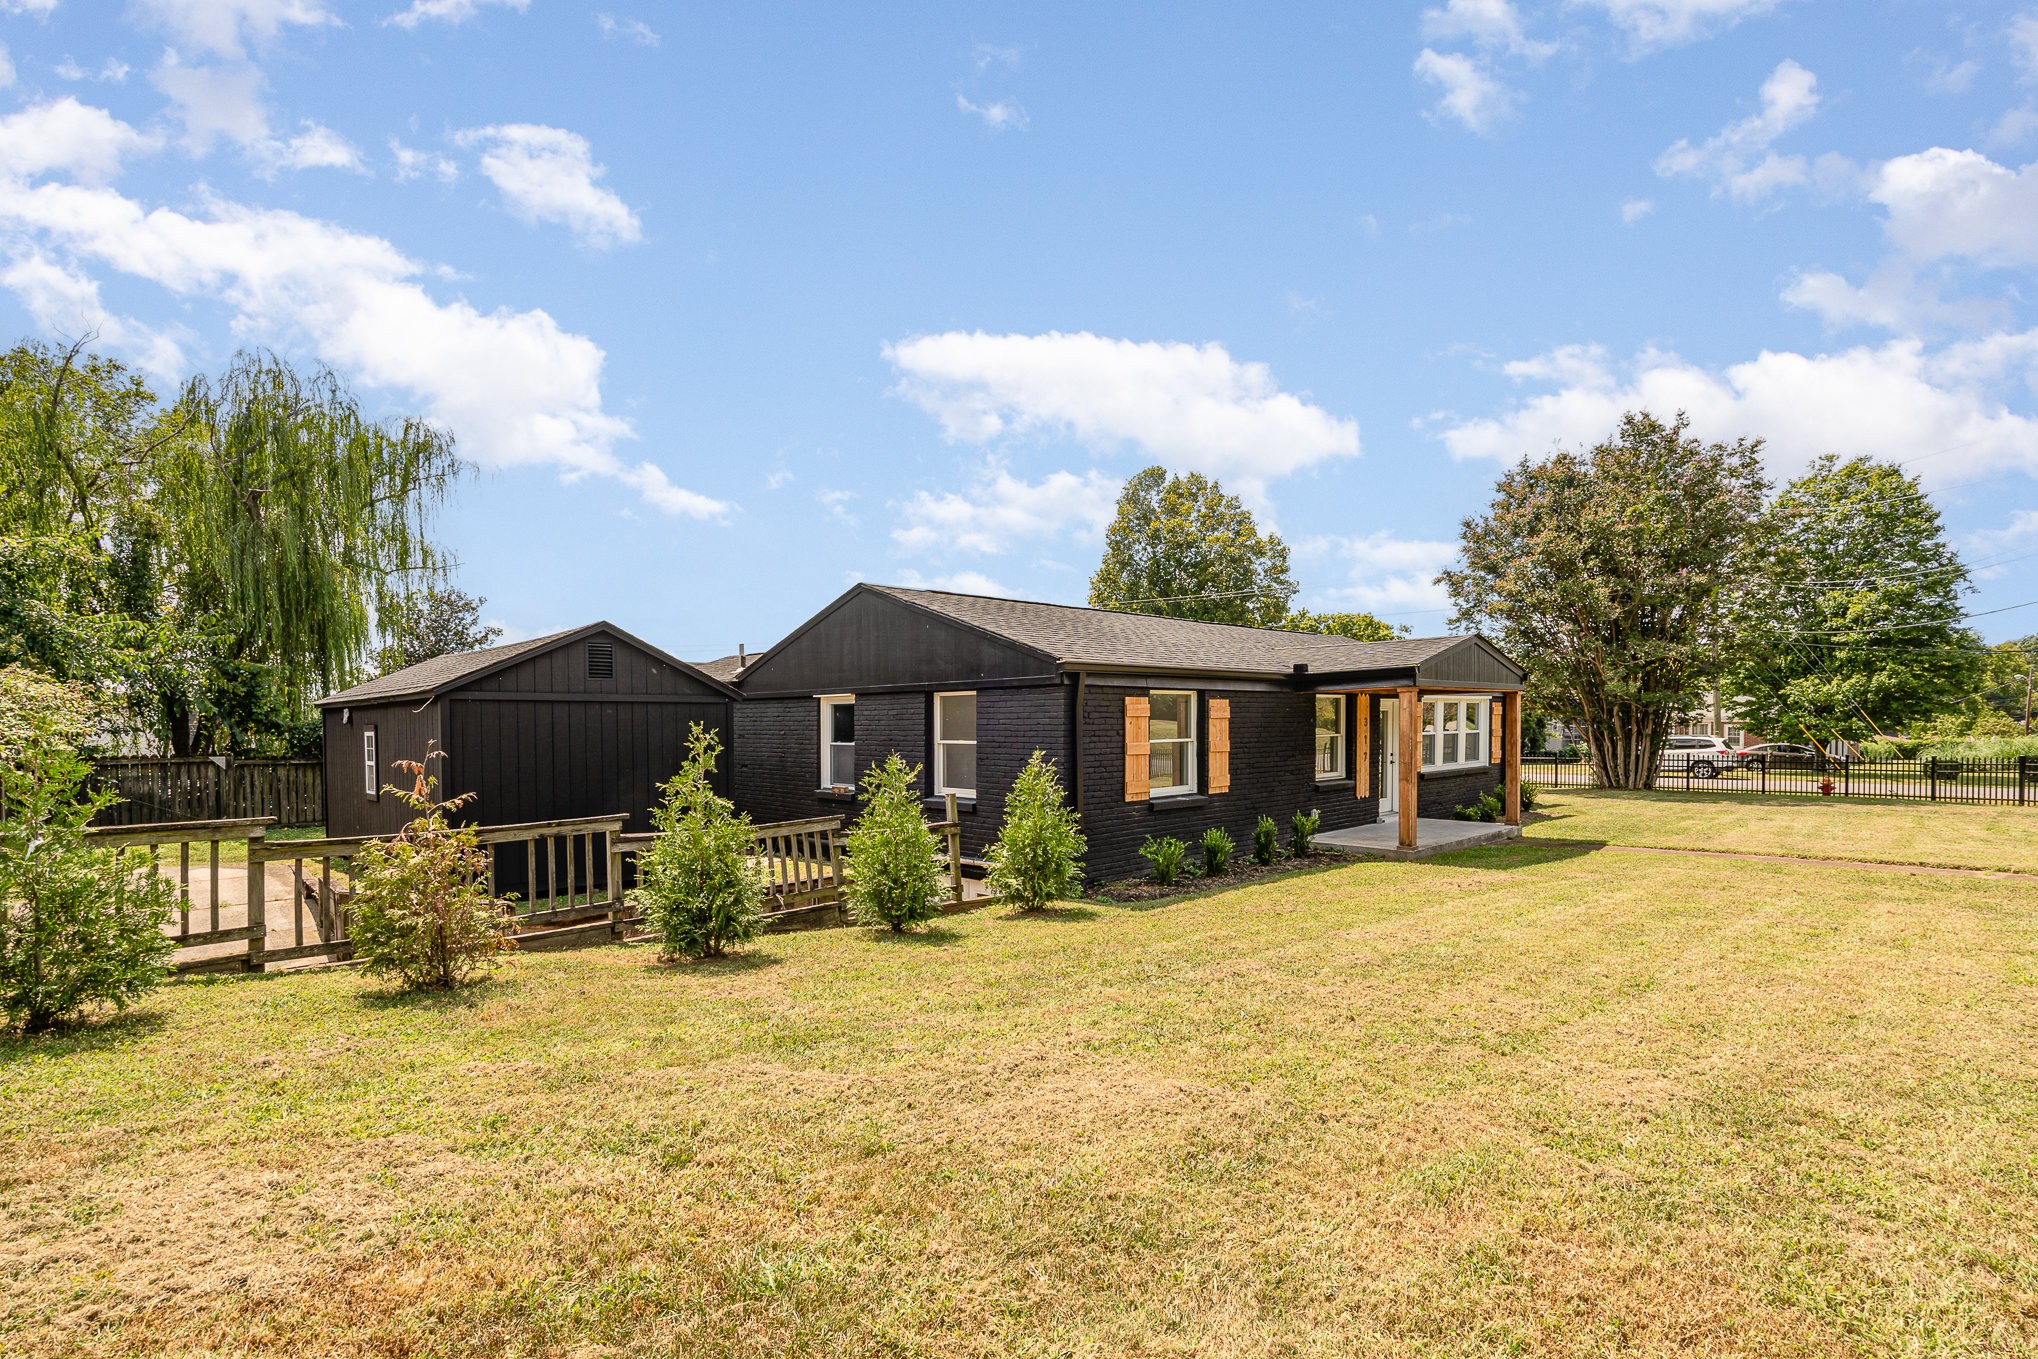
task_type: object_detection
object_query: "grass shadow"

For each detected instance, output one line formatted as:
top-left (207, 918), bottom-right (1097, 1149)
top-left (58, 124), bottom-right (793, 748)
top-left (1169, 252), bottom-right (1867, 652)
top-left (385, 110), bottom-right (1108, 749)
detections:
top-left (0, 1005), bottom-right (169, 1063)
top-left (1417, 840), bottom-right (1607, 872)
top-left (999, 903), bottom-right (1100, 923)
top-left (674, 949), bottom-right (785, 975)
top-left (1088, 856), bottom-right (1354, 912)
top-left (864, 923), bottom-right (965, 947)
top-left (356, 973), bottom-right (518, 1012)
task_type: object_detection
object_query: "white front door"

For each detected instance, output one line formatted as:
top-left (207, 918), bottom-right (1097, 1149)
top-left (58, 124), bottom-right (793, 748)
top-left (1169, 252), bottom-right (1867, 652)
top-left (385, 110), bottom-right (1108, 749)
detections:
top-left (1380, 698), bottom-right (1399, 821)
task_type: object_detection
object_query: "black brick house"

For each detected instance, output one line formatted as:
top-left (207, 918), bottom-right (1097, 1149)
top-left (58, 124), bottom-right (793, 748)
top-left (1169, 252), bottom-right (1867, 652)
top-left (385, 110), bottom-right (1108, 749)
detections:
top-left (727, 585), bottom-right (1528, 882)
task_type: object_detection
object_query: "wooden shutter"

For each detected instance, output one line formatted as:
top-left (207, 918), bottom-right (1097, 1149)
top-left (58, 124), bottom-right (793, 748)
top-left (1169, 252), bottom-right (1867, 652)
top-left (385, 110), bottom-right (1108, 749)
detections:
top-left (1124, 695), bottom-right (1151, 802)
top-left (1353, 699), bottom-right (1371, 798)
top-left (1491, 699), bottom-right (1505, 764)
top-left (1207, 698), bottom-right (1231, 794)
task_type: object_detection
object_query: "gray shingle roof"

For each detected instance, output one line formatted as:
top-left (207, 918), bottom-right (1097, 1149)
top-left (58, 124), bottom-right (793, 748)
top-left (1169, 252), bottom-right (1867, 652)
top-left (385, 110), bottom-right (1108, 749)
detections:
top-left (319, 627), bottom-right (585, 706)
top-left (866, 585), bottom-right (1473, 678)
top-left (691, 653), bottom-right (749, 683)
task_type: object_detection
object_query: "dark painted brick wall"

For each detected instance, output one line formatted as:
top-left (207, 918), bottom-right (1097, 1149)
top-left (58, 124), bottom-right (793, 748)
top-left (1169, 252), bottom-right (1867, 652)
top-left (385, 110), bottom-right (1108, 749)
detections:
top-left (1417, 764), bottom-right (1507, 820)
top-left (1076, 684), bottom-right (1379, 883)
top-left (731, 685), bottom-right (1071, 862)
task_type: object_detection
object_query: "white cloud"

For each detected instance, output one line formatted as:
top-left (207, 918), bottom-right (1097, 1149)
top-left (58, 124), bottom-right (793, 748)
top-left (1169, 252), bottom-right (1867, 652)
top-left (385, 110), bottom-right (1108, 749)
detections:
top-left (595, 13), bottom-right (658, 46)
top-left (1655, 58), bottom-right (1818, 202)
top-left (390, 137), bottom-right (457, 182)
top-left (956, 95), bottom-right (1028, 131)
top-left (384, 0), bottom-right (528, 29)
top-left (1783, 265), bottom-right (2002, 335)
top-left (1871, 148), bottom-right (2038, 269)
top-left (2014, 12), bottom-right (2038, 81)
top-left (893, 465), bottom-right (1118, 556)
top-left (1993, 106), bottom-right (2038, 149)
top-left (1421, 0), bottom-right (1556, 60)
top-left (0, 45), bottom-right (12, 89)
top-left (456, 123), bottom-right (642, 247)
top-left (55, 56), bottom-right (133, 83)
top-left (0, 0), bottom-right (58, 15)
top-left (0, 98), bottom-right (158, 183)
top-left (136, 0), bottom-right (336, 58)
top-left (1906, 51), bottom-right (1979, 96)
top-left (973, 42), bottom-right (1023, 71)
top-left (0, 249), bottom-right (188, 378)
top-left (884, 330), bottom-right (1361, 498)
top-left (152, 52), bottom-right (269, 152)
top-left (1305, 532), bottom-right (1460, 617)
top-left (0, 122), bottom-right (721, 517)
top-left (891, 569), bottom-right (1019, 598)
top-left (1439, 338), bottom-right (2038, 483)
top-left (254, 121), bottom-right (362, 175)
top-left (1570, 0), bottom-right (1780, 53)
top-left (1621, 197), bottom-right (1655, 224)
top-left (1414, 48), bottom-right (1515, 134)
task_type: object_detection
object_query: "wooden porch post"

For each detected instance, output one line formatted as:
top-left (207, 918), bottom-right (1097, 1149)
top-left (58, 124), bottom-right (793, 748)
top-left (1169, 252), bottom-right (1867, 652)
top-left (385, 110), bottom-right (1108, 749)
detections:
top-left (1502, 691), bottom-right (1523, 826)
top-left (1398, 687), bottom-right (1421, 850)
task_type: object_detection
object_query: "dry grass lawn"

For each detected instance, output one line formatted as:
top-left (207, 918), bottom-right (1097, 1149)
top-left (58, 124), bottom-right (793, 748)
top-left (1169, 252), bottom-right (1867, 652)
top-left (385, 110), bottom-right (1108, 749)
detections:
top-left (1527, 786), bottom-right (2038, 874)
top-left (4, 810), bottom-right (2037, 1356)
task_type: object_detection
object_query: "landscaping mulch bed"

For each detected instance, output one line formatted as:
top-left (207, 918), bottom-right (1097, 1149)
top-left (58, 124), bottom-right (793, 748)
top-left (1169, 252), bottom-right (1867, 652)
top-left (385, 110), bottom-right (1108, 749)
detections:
top-left (1087, 851), bottom-right (1339, 903)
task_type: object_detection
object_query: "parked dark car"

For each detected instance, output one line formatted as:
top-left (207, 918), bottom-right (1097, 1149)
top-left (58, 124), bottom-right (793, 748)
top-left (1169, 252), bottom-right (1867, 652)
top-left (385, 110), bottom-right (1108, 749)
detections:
top-left (1739, 742), bottom-right (1843, 773)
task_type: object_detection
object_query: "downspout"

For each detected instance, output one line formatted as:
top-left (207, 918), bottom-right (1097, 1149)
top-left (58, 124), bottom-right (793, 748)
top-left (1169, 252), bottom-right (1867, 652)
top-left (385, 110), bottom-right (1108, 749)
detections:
top-left (1071, 669), bottom-right (1086, 815)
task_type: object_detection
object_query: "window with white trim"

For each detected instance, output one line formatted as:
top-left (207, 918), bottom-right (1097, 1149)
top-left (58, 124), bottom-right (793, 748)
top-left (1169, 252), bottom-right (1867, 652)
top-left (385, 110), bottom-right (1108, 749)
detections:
top-left (819, 695), bottom-right (856, 788)
top-left (1420, 697), bottom-right (1488, 770)
top-left (934, 691), bottom-right (977, 797)
top-left (1314, 695), bottom-right (1346, 779)
top-left (362, 726), bottom-right (379, 799)
top-left (1148, 690), bottom-right (1197, 796)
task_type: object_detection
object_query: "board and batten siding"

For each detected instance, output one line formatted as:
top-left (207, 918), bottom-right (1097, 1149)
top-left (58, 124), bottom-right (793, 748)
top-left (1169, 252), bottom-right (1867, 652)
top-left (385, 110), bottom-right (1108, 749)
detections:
top-left (321, 698), bottom-right (443, 839)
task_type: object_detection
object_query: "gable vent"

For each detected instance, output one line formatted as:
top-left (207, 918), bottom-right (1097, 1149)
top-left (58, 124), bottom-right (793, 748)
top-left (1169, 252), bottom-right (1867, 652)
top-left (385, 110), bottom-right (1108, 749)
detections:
top-left (587, 641), bottom-right (614, 680)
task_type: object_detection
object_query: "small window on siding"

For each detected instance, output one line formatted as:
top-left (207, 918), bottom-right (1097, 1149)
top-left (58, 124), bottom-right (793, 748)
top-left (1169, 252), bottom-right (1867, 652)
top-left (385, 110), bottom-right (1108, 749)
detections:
top-left (934, 692), bottom-right (977, 797)
top-left (587, 641), bottom-right (615, 680)
top-left (1314, 696), bottom-right (1346, 779)
top-left (363, 726), bottom-right (379, 800)
top-left (820, 695), bottom-right (856, 789)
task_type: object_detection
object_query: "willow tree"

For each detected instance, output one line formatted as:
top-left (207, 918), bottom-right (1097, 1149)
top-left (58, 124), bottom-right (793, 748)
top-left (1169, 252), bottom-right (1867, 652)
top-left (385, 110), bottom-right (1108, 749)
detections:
top-left (1441, 411), bottom-right (1767, 789)
top-left (1725, 456), bottom-right (1984, 744)
top-left (156, 354), bottom-right (461, 753)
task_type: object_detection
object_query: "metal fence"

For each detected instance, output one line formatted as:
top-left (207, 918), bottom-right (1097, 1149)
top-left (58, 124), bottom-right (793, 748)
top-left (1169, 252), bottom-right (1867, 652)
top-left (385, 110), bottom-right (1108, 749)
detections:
top-left (88, 757), bottom-right (324, 829)
top-left (1526, 754), bottom-right (2038, 806)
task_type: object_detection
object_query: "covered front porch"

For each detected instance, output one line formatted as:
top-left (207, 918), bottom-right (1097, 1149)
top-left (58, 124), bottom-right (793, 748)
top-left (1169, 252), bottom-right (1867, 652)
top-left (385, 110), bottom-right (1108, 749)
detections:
top-left (1302, 638), bottom-right (1527, 852)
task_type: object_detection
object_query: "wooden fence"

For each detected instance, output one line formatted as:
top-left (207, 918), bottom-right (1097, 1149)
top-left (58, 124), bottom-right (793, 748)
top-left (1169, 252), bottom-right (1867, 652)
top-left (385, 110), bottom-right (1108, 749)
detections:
top-left (87, 802), bottom-right (976, 975)
top-left (89, 758), bottom-right (324, 829)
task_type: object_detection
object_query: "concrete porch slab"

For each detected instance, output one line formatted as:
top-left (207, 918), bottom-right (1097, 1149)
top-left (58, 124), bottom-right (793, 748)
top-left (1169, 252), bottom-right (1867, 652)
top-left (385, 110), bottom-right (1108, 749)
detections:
top-left (1318, 818), bottom-right (1523, 861)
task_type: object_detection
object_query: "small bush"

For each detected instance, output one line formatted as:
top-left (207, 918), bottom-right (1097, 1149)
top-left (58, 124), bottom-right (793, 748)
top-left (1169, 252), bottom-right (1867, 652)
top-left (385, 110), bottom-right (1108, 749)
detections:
top-left (1289, 809), bottom-right (1321, 856)
top-left (843, 753), bottom-right (946, 933)
top-left (1454, 791), bottom-right (1504, 823)
top-left (1518, 780), bottom-right (1539, 812)
top-left (1139, 835), bottom-right (1188, 886)
top-left (985, 751), bottom-right (1086, 910)
top-left (0, 708), bottom-right (177, 1034)
top-left (1200, 826), bottom-right (1234, 876)
top-left (630, 724), bottom-right (766, 960)
top-left (349, 745), bottom-right (515, 991)
top-left (1252, 814), bottom-right (1280, 865)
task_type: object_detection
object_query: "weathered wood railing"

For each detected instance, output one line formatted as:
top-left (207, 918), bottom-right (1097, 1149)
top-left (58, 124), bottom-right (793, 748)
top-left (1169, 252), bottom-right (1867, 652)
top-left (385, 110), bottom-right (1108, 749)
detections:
top-left (84, 818), bottom-right (276, 973)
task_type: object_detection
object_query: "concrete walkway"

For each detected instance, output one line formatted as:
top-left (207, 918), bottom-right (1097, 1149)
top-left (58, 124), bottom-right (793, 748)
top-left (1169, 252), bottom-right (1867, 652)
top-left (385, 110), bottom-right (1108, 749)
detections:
top-left (1318, 818), bottom-right (1523, 861)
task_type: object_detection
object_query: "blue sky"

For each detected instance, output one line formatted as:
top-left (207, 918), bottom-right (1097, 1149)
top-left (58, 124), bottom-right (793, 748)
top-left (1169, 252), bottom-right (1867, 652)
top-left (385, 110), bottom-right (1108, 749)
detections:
top-left (4, 0), bottom-right (2038, 662)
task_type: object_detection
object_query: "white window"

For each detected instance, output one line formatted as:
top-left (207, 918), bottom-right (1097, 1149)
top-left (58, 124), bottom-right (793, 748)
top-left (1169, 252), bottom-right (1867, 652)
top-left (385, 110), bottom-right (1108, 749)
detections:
top-left (1314, 695), bottom-right (1346, 780)
top-left (934, 691), bottom-right (978, 798)
top-left (1421, 697), bottom-right (1489, 771)
top-left (362, 726), bottom-right (378, 799)
top-left (1148, 690), bottom-right (1197, 796)
top-left (819, 695), bottom-right (856, 789)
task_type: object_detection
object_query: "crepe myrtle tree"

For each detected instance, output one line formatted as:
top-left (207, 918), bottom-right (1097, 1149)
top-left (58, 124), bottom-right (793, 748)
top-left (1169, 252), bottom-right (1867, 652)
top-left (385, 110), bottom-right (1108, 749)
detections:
top-left (1442, 410), bottom-right (1768, 790)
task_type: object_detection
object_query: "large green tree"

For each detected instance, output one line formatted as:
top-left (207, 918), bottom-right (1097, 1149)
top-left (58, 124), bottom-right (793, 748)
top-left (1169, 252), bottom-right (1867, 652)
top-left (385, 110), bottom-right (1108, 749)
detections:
top-left (375, 586), bottom-right (503, 676)
top-left (1724, 456), bottom-right (1984, 744)
top-left (0, 341), bottom-right (462, 755)
top-left (1283, 609), bottom-right (1407, 641)
top-left (1441, 411), bottom-right (1768, 789)
top-left (1089, 466), bottom-right (1297, 627)
top-left (1981, 636), bottom-right (2038, 733)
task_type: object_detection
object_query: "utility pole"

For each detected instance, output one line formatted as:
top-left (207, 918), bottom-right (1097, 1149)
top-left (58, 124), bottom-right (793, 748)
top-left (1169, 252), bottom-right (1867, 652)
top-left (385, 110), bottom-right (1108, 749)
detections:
top-left (2026, 670), bottom-right (2033, 737)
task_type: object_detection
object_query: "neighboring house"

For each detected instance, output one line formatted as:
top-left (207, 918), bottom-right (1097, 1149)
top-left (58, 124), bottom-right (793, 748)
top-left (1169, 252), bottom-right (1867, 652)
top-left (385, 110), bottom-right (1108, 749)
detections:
top-left (728, 585), bottom-right (1528, 882)
top-left (316, 623), bottom-right (739, 853)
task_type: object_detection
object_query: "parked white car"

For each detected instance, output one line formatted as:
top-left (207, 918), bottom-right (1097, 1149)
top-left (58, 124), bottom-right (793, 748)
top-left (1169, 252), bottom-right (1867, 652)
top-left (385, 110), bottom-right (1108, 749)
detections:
top-left (1659, 735), bottom-right (1742, 779)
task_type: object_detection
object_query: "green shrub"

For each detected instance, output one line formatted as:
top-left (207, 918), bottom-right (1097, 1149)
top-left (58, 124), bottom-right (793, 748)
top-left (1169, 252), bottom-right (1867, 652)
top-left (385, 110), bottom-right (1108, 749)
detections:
top-left (1139, 835), bottom-right (1188, 886)
top-left (1454, 791), bottom-right (1504, 823)
top-left (1200, 826), bottom-right (1234, 876)
top-left (0, 714), bottom-right (177, 1034)
top-left (984, 751), bottom-right (1086, 910)
top-left (1252, 814), bottom-right (1280, 865)
top-left (349, 745), bottom-right (515, 991)
top-left (1518, 780), bottom-right (1539, 812)
top-left (843, 753), bottom-right (946, 933)
top-left (630, 724), bottom-right (766, 960)
top-left (1290, 809), bottom-right (1321, 856)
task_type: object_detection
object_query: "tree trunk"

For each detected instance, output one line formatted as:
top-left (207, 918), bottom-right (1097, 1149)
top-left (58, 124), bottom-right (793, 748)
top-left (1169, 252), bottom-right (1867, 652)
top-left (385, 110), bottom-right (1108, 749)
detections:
top-left (1583, 700), bottom-right (1664, 790)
